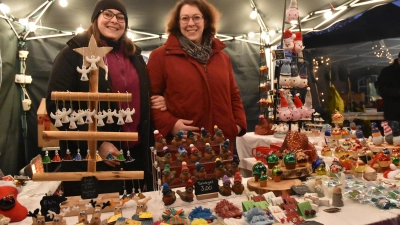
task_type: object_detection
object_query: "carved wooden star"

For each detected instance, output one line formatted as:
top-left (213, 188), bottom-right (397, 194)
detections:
top-left (73, 34), bottom-right (113, 70)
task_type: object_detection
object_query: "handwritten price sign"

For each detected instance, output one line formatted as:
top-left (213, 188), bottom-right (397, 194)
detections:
top-left (81, 176), bottom-right (98, 199)
top-left (194, 178), bottom-right (219, 196)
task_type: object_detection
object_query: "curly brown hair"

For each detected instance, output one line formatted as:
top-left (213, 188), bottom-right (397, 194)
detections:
top-left (87, 18), bottom-right (136, 57)
top-left (166, 0), bottom-right (221, 42)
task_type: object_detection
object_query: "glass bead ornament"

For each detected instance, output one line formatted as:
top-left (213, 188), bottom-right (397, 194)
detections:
top-left (42, 151), bottom-right (51, 164)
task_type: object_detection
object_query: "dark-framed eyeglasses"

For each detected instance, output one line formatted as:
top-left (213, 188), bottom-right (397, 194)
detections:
top-left (100, 10), bottom-right (125, 23)
top-left (179, 14), bottom-right (203, 25)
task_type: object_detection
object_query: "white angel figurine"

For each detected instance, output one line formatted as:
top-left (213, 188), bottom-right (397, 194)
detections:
top-left (60, 107), bottom-right (72, 123)
top-left (50, 111), bottom-right (63, 127)
top-left (85, 55), bottom-right (100, 70)
top-left (94, 111), bottom-right (106, 126)
top-left (85, 109), bottom-right (96, 124)
top-left (76, 109), bottom-right (86, 125)
top-left (77, 66), bottom-right (90, 81)
top-left (68, 113), bottom-right (79, 129)
top-left (124, 108), bottom-right (135, 123)
top-left (103, 109), bottom-right (116, 124)
top-left (114, 109), bottom-right (125, 125)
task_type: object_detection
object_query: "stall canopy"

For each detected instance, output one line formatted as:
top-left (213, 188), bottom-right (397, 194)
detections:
top-left (0, 0), bottom-right (399, 176)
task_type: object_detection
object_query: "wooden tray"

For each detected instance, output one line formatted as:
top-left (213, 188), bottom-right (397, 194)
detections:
top-left (267, 163), bottom-right (312, 179)
top-left (247, 177), bottom-right (301, 196)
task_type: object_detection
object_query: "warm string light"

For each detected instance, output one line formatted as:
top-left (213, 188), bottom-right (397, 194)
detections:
top-left (372, 44), bottom-right (392, 63)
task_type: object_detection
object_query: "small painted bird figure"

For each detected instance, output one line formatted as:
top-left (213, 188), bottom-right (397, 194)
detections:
top-left (177, 146), bottom-right (189, 162)
top-left (232, 172), bottom-right (244, 195)
top-left (186, 129), bottom-right (197, 145)
top-left (230, 154), bottom-right (241, 175)
top-left (176, 179), bottom-right (194, 202)
top-left (190, 144), bottom-right (202, 162)
top-left (171, 130), bottom-right (184, 147)
top-left (215, 158), bottom-right (226, 179)
top-left (157, 146), bottom-right (173, 166)
top-left (219, 175), bottom-right (232, 196)
top-left (162, 183), bottom-right (176, 206)
top-left (204, 143), bottom-right (215, 161)
top-left (213, 125), bottom-right (225, 144)
top-left (180, 162), bottom-right (191, 182)
top-left (162, 164), bottom-right (176, 185)
top-left (195, 162), bottom-right (207, 180)
top-left (220, 139), bottom-right (232, 160)
top-left (201, 127), bottom-right (211, 144)
top-left (154, 130), bottom-right (166, 150)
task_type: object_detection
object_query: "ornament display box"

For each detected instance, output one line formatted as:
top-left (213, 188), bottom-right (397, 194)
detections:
top-left (37, 98), bottom-right (59, 147)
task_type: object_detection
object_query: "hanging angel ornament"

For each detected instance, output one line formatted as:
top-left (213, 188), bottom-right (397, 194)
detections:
top-left (286, 0), bottom-right (299, 23)
top-left (60, 107), bottom-right (72, 123)
top-left (85, 55), bottom-right (100, 70)
top-left (85, 109), bottom-right (96, 124)
top-left (76, 109), bottom-right (86, 125)
top-left (50, 110), bottom-right (63, 127)
top-left (76, 66), bottom-right (90, 81)
top-left (115, 109), bottom-right (126, 125)
top-left (283, 29), bottom-right (295, 52)
top-left (68, 111), bottom-right (79, 129)
top-left (103, 109), bottom-right (116, 124)
top-left (94, 111), bottom-right (107, 127)
top-left (124, 108), bottom-right (135, 123)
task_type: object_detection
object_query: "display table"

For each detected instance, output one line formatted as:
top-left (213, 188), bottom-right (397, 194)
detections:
top-left (14, 177), bottom-right (400, 225)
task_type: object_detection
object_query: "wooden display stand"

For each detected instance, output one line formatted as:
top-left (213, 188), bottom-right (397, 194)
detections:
top-left (267, 164), bottom-right (312, 179)
top-left (247, 177), bottom-right (301, 196)
top-left (60, 192), bottom-right (120, 216)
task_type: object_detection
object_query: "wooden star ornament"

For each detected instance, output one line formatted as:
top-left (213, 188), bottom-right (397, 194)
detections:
top-left (73, 34), bottom-right (112, 70)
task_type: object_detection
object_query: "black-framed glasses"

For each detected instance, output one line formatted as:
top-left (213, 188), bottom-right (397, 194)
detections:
top-left (100, 10), bottom-right (125, 23)
top-left (179, 14), bottom-right (203, 25)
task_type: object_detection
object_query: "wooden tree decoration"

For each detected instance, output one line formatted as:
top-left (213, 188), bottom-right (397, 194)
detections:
top-left (33, 35), bottom-right (143, 182)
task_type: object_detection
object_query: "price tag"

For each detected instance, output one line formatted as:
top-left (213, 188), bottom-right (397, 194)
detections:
top-left (291, 185), bottom-right (310, 195)
top-left (139, 211), bottom-right (153, 218)
top-left (40, 195), bottom-right (67, 222)
top-left (194, 178), bottom-right (218, 196)
top-left (81, 176), bottom-right (98, 199)
top-left (272, 49), bottom-right (285, 61)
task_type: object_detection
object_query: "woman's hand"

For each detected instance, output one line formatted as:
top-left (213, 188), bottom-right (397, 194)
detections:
top-left (98, 141), bottom-right (120, 167)
top-left (171, 119), bottom-right (200, 139)
top-left (151, 95), bottom-right (167, 111)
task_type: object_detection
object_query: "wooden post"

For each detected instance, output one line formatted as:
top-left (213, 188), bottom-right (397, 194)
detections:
top-left (88, 69), bottom-right (98, 172)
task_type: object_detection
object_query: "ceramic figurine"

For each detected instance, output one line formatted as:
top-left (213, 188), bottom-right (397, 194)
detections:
top-left (176, 179), bottom-right (194, 202)
top-left (381, 121), bottom-right (393, 144)
top-left (213, 125), bottom-right (225, 143)
top-left (186, 129), bottom-right (197, 145)
top-left (332, 185), bottom-right (344, 207)
top-left (232, 172), bottom-right (244, 195)
top-left (330, 158), bottom-right (344, 176)
top-left (77, 209), bottom-right (88, 224)
top-left (180, 162), bottom-right (191, 182)
top-left (259, 172), bottom-right (267, 187)
top-left (266, 151), bottom-right (279, 169)
top-left (356, 125), bottom-right (365, 140)
top-left (204, 143), bottom-right (215, 161)
top-left (315, 163), bottom-right (327, 176)
top-left (283, 152), bottom-right (296, 169)
top-left (302, 87), bottom-right (315, 119)
top-left (295, 150), bottom-right (308, 167)
top-left (331, 109), bottom-right (344, 125)
top-left (154, 130), bottom-right (166, 150)
top-left (378, 149), bottom-right (391, 168)
top-left (201, 127), bottom-right (211, 143)
top-left (321, 146), bottom-right (332, 157)
top-left (195, 162), bottom-right (207, 180)
top-left (132, 196), bottom-right (152, 214)
top-left (162, 183), bottom-right (176, 206)
top-left (190, 144), bottom-right (202, 162)
top-left (171, 130), bottom-right (184, 147)
top-left (219, 175), bottom-right (232, 196)
top-left (215, 158), bottom-right (226, 179)
top-left (272, 165), bottom-right (282, 182)
top-left (278, 90), bottom-right (292, 122)
top-left (350, 121), bottom-right (357, 139)
top-left (371, 122), bottom-right (383, 145)
top-left (230, 154), bottom-right (240, 174)
top-left (220, 139), bottom-right (232, 160)
top-left (352, 158), bottom-right (366, 173)
top-left (314, 178), bottom-right (324, 197)
top-left (157, 146), bottom-right (173, 165)
top-left (162, 164), bottom-right (176, 185)
top-left (331, 126), bottom-right (342, 141)
top-left (53, 214), bottom-right (65, 225)
top-left (392, 121), bottom-right (400, 146)
top-left (177, 146), bottom-right (189, 162)
top-left (341, 127), bottom-right (350, 139)
top-left (312, 156), bottom-right (325, 173)
top-left (252, 161), bottom-right (267, 182)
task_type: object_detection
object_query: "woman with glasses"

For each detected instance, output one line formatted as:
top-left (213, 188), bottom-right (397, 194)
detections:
top-left (147, 0), bottom-right (247, 150)
top-left (46, 0), bottom-right (165, 194)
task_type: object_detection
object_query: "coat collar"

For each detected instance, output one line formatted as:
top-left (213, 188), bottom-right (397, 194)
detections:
top-left (164, 34), bottom-right (226, 55)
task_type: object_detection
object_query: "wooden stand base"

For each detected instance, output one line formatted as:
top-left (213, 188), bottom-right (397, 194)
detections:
top-left (196, 192), bottom-right (219, 200)
top-left (60, 192), bottom-right (120, 216)
top-left (267, 164), bottom-right (312, 179)
top-left (247, 177), bottom-right (301, 196)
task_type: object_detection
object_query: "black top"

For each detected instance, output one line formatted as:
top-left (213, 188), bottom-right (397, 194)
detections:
top-left (376, 59), bottom-right (400, 120)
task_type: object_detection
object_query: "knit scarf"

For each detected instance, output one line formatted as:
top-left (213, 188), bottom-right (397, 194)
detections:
top-left (178, 35), bottom-right (213, 64)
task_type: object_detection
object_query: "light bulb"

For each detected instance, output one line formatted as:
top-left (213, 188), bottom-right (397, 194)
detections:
top-left (268, 30), bottom-right (276, 36)
top-left (324, 10), bottom-right (333, 19)
top-left (0, 3), bottom-right (10, 13)
top-left (127, 32), bottom-right (134, 40)
top-left (261, 31), bottom-right (267, 40)
top-left (59, 0), bottom-right (68, 7)
top-left (248, 32), bottom-right (255, 38)
top-left (29, 22), bottom-right (37, 31)
top-left (19, 18), bottom-right (29, 26)
top-left (250, 10), bottom-right (257, 19)
top-left (76, 26), bottom-right (84, 34)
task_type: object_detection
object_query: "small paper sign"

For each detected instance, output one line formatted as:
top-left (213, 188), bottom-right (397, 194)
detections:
top-left (194, 178), bottom-right (219, 196)
top-left (81, 176), bottom-right (98, 199)
top-left (40, 195), bottom-right (67, 222)
top-left (272, 49), bottom-right (285, 61)
top-left (139, 211), bottom-right (153, 219)
top-left (291, 185), bottom-right (310, 195)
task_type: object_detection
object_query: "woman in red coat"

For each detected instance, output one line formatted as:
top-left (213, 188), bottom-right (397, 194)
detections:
top-left (147, 0), bottom-right (247, 147)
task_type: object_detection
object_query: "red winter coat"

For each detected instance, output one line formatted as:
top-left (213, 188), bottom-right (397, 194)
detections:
top-left (147, 35), bottom-right (247, 145)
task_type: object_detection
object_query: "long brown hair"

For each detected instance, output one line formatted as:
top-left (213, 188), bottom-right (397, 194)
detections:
top-left (166, 0), bottom-right (221, 42)
top-left (87, 18), bottom-right (136, 57)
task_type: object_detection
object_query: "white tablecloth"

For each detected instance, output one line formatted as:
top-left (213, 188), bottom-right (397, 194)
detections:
top-left (14, 178), bottom-right (400, 225)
